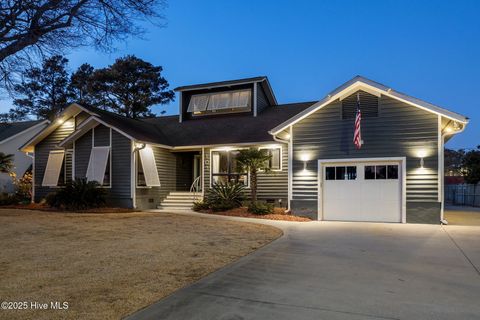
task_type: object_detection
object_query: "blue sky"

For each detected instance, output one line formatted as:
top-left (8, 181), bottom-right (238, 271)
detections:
top-left (1, 0), bottom-right (479, 148)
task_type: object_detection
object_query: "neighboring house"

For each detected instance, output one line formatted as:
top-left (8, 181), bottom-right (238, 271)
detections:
top-left (0, 120), bottom-right (49, 193)
top-left (21, 76), bottom-right (468, 223)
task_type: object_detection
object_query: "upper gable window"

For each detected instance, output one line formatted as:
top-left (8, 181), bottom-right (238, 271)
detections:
top-left (342, 91), bottom-right (379, 119)
top-left (187, 89), bottom-right (251, 115)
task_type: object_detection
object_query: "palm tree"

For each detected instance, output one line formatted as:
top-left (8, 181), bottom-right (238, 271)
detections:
top-left (236, 148), bottom-right (272, 202)
top-left (0, 152), bottom-right (14, 173)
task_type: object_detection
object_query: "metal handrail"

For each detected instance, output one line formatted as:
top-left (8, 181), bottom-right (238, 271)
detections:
top-left (189, 176), bottom-right (202, 201)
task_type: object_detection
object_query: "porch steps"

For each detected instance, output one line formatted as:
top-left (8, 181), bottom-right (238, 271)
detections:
top-left (157, 191), bottom-right (202, 211)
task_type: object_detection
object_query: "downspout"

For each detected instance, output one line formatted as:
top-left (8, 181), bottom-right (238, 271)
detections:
top-left (440, 122), bottom-right (467, 224)
top-left (272, 130), bottom-right (292, 213)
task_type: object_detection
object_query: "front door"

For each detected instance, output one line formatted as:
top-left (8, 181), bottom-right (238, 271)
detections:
top-left (193, 155), bottom-right (202, 191)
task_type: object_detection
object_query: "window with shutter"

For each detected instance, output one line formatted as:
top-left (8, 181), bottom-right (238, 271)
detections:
top-left (42, 151), bottom-right (65, 186)
top-left (138, 146), bottom-right (160, 187)
top-left (86, 147), bottom-right (110, 185)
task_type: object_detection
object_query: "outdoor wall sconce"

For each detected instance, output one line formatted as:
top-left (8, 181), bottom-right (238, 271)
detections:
top-left (417, 149), bottom-right (427, 168)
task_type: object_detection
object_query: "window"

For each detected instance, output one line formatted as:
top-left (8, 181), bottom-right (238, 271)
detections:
top-left (387, 165), bottom-right (399, 179)
top-left (365, 166), bottom-right (376, 180)
top-left (325, 166), bottom-right (357, 180)
top-left (342, 91), bottom-right (379, 119)
top-left (137, 146), bottom-right (161, 187)
top-left (365, 165), bottom-right (399, 180)
top-left (86, 147), bottom-right (110, 186)
top-left (375, 165), bottom-right (387, 179)
top-left (325, 167), bottom-right (335, 180)
top-left (64, 149), bottom-right (73, 185)
top-left (211, 150), bottom-right (248, 185)
top-left (42, 150), bottom-right (65, 186)
top-left (346, 166), bottom-right (357, 180)
top-left (188, 89), bottom-right (252, 115)
top-left (261, 147), bottom-right (281, 171)
top-left (335, 166), bottom-right (346, 180)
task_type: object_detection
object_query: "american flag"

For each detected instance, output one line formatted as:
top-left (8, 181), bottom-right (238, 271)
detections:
top-left (353, 92), bottom-right (362, 149)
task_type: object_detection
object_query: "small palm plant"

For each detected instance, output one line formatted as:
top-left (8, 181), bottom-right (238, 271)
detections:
top-left (0, 152), bottom-right (14, 173)
top-left (205, 181), bottom-right (245, 211)
top-left (236, 148), bottom-right (272, 202)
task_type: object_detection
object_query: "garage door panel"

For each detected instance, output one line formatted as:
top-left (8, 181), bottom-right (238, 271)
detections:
top-left (322, 162), bottom-right (401, 223)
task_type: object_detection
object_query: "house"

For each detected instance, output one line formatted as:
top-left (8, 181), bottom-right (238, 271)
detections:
top-left (0, 120), bottom-right (49, 193)
top-left (20, 76), bottom-right (468, 223)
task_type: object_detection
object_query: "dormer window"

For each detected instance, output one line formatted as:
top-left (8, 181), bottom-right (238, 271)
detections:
top-left (187, 89), bottom-right (251, 115)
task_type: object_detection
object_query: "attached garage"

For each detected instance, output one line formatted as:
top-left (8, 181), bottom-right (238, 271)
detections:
top-left (318, 157), bottom-right (406, 223)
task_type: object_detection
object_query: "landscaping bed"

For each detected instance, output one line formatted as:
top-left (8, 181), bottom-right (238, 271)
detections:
top-left (0, 209), bottom-right (282, 320)
top-left (201, 207), bottom-right (311, 222)
top-left (0, 203), bottom-right (137, 213)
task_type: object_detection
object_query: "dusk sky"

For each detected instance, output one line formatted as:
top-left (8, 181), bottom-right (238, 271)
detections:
top-left (1, 0), bottom-right (478, 148)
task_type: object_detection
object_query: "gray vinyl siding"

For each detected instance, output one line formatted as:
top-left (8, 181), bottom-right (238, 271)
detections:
top-left (73, 126), bottom-right (133, 207)
top-left (110, 131), bottom-right (132, 207)
top-left (203, 144), bottom-right (288, 206)
top-left (74, 130), bottom-right (91, 178)
top-left (75, 111), bottom-right (90, 128)
top-left (135, 146), bottom-right (176, 209)
top-left (34, 118), bottom-right (75, 201)
top-left (256, 83), bottom-right (270, 114)
top-left (291, 94), bottom-right (439, 222)
top-left (93, 125), bottom-right (110, 146)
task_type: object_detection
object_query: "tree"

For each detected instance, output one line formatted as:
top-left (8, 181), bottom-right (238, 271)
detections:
top-left (4, 55), bottom-right (70, 121)
top-left (0, 0), bottom-right (167, 88)
top-left (462, 146), bottom-right (480, 185)
top-left (88, 55), bottom-right (174, 118)
top-left (445, 148), bottom-right (465, 176)
top-left (236, 148), bottom-right (272, 202)
top-left (68, 63), bottom-right (99, 105)
top-left (0, 152), bottom-right (14, 173)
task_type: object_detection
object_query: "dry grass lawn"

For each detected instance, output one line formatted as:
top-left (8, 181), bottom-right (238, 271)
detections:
top-left (0, 209), bottom-right (282, 320)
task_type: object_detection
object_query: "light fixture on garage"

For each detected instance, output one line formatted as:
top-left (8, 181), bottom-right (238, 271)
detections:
top-left (417, 149), bottom-right (427, 168)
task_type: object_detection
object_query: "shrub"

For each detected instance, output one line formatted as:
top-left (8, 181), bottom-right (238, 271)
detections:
top-left (10, 171), bottom-right (32, 203)
top-left (248, 201), bottom-right (274, 215)
top-left (46, 178), bottom-right (107, 211)
top-left (205, 182), bottom-right (245, 212)
top-left (192, 201), bottom-right (210, 212)
top-left (0, 192), bottom-right (20, 205)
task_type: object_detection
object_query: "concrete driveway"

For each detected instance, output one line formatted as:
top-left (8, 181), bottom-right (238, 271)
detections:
top-left (127, 218), bottom-right (480, 320)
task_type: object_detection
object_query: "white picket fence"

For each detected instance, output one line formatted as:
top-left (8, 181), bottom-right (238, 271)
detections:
top-left (445, 184), bottom-right (480, 207)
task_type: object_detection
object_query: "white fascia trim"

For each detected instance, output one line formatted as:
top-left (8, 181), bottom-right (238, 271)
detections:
top-left (317, 156), bottom-right (407, 223)
top-left (270, 81), bottom-right (468, 135)
top-left (172, 141), bottom-right (278, 150)
top-left (0, 120), bottom-right (49, 145)
top-left (287, 126), bottom-right (293, 209)
top-left (19, 104), bottom-right (96, 152)
top-left (58, 117), bottom-right (100, 147)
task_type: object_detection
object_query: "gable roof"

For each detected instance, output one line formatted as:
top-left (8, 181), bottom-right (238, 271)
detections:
top-left (19, 103), bottom-right (97, 152)
top-left (0, 120), bottom-right (49, 144)
top-left (55, 101), bottom-right (314, 149)
top-left (141, 101), bottom-right (314, 147)
top-left (269, 75), bottom-right (469, 135)
top-left (174, 76), bottom-right (278, 106)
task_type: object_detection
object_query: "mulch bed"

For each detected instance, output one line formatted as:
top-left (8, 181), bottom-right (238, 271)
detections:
top-left (201, 207), bottom-right (311, 222)
top-left (0, 203), bottom-right (137, 213)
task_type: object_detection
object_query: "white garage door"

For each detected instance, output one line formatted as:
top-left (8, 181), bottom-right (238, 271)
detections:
top-left (321, 161), bottom-right (402, 222)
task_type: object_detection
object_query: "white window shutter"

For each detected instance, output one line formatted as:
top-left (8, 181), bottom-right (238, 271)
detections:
top-left (42, 151), bottom-right (65, 186)
top-left (139, 146), bottom-right (160, 187)
top-left (86, 147), bottom-right (110, 184)
top-left (187, 95), bottom-right (209, 112)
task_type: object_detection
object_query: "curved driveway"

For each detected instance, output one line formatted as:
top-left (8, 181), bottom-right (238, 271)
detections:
top-left (127, 213), bottom-right (480, 320)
